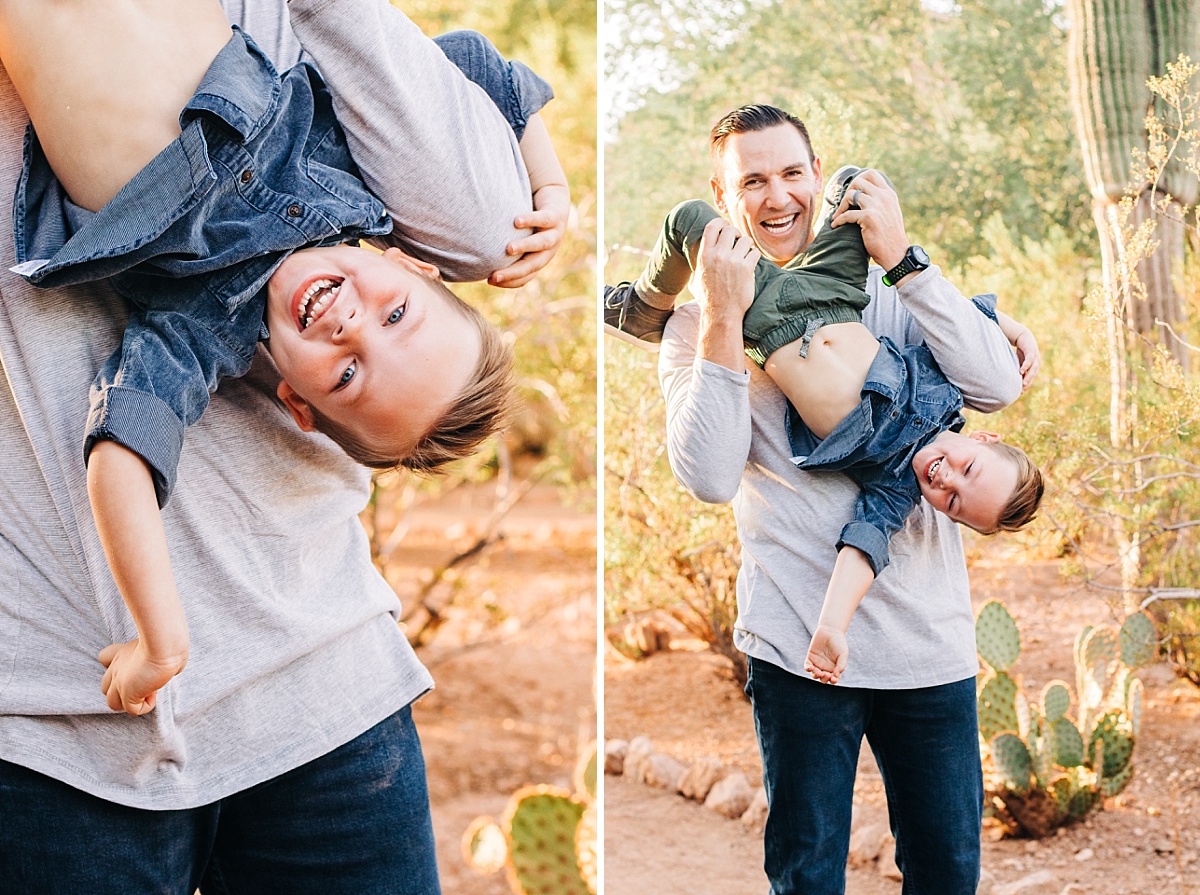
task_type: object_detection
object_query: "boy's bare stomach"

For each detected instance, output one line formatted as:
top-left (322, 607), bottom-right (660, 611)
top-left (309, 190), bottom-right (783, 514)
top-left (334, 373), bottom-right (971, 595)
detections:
top-left (0, 0), bottom-right (232, 211)
top-left (762, 321), bottom-right (881, 440)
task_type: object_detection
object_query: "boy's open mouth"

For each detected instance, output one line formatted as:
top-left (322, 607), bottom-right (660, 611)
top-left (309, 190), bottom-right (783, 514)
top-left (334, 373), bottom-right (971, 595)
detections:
top-left (294, 277), bottom-right (343, 331)
top-left (924, 457), bottom-right (943, 484)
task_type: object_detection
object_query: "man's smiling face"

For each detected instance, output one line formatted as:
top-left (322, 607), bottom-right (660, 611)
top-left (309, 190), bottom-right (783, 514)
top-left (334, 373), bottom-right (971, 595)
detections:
top-left (711, 123), bottom-right (824, 266)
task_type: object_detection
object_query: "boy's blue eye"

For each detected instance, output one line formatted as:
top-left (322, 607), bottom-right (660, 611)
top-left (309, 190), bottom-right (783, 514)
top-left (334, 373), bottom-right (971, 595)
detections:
top-left (386, 304), bottom-right (406, 325)
top-left (337, 362), bottom-right (356, 388)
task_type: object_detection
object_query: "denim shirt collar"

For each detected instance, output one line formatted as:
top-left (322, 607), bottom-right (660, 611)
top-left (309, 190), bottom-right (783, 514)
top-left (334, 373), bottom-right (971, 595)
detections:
top-left (182, 27), bottom-right (280, 143)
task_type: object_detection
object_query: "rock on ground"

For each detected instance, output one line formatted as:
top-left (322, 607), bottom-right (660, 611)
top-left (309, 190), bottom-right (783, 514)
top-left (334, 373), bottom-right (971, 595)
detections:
top-left (604, 739), bottom-right (628, 775)
top-left (705, 772), bottom-right (754, 819)
top-left (679, 758), bottom-right (728, 801)
top-left (740, 787), bottom-right (768, 834)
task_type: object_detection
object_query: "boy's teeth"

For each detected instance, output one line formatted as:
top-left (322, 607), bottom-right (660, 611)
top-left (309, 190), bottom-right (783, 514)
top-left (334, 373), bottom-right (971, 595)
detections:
top-left (927, 458), bottom-right (942, 483)
top-left (298, 279), bottom-right (340, 329)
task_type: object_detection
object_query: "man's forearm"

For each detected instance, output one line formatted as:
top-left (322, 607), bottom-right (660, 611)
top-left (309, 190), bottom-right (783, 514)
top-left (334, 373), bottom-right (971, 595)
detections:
top-left (660, 308), bottom-right (752, 504)
top-left (87, 441), bottom-right (189, 661)
top-left (893, 267), bottom-right (1021, 412)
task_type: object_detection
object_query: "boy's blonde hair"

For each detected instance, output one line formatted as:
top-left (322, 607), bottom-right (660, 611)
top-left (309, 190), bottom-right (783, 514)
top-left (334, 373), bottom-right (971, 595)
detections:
top-left (990, 442), bottom-right (1045, 533)
top-left (310, 283), bottom-right (516, 474)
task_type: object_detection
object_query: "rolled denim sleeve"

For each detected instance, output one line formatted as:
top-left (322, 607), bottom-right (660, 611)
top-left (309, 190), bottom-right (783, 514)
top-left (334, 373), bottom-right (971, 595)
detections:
top-left (836, 478), bottom-right (922, 576)
top-left (433, 30), bottom-right (554, 142)
top-left (84, 306), bottom-right (257, 508)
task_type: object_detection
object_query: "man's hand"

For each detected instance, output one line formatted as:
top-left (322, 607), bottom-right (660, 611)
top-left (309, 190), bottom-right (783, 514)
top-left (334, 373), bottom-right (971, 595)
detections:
top-left (831, 169), bottom-right (910, 276)
top-left (99, 637), bottom-right (188, 716)
top-left (692, 217), bottom-right (759, 372)
top-left (489, 183), bottom-right (570, 288)
top-left (804, 625), bottom-right (848, 685)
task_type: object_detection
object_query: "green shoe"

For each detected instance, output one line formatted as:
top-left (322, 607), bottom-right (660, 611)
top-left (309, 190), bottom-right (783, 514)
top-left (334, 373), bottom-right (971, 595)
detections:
top-left (603, 282), bottom-right (673, 350)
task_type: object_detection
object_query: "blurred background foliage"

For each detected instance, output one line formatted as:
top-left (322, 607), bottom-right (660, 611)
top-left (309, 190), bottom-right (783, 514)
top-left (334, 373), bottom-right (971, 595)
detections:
top-left (604, 0), bottom-right (1200, 678)
top-left (366, 0), bottom-right (597, 634)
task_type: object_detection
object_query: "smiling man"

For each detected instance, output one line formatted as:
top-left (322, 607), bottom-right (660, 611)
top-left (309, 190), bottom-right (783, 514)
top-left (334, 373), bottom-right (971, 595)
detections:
top-left (653, 104), bottom-right (1026, 894)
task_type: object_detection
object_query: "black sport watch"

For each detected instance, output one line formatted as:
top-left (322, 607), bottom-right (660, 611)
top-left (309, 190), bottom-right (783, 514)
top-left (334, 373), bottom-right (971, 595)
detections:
top-left (881, 245), bottom-right (930, 287)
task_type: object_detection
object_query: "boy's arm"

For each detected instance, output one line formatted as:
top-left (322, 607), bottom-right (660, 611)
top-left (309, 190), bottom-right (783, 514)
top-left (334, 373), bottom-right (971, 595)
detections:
top-left (88, 441), bottom-right (189, 716)
top-left (804, 545), bottom-right (875, 685)
top-left (490, 113), bottom-right (570, 288)
top-left (994, 308), bottom-right (1041, 392)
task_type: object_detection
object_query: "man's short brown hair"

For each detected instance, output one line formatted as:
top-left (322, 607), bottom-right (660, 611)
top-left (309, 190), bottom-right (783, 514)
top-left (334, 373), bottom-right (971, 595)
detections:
top-left (310, 282), bottom-right (516, 475)
top-left (990, 442), bottom-right (1045, 533)
top-left (709, 104), bottom-right (815, 181)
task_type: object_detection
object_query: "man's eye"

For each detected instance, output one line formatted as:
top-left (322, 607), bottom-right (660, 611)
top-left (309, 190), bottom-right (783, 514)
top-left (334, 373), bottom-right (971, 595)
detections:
top-left (337, 362), bottom-right (356, 389)
top-left (386, 304), bottom-right (407, 325)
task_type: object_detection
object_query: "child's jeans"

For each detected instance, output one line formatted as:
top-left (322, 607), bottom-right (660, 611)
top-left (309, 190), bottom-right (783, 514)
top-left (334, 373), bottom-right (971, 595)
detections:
top-left (0, 705), bottom-right (440, 895)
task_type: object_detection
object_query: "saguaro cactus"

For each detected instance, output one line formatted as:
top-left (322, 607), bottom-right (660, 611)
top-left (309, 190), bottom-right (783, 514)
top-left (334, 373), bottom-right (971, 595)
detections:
top-left (1066, 0), bottom-right (1200, 366)
top-left (975, 601), bottom-right (1156, 837)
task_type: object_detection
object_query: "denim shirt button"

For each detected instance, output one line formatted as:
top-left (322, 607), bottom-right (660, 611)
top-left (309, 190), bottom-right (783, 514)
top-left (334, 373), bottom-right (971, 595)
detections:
top-left (287, 204), bottom-right (302, 217)
top-left (239, 169), bottom-right (253, 184)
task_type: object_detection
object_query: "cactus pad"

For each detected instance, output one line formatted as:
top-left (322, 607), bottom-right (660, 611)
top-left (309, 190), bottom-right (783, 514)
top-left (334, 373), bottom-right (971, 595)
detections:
top-left (1051, 717), bottom-right (1086, 768)
top-left (576, 803), bottom-right (597, 895)
top-left (1099, 758), bottom-right (1135, 797)
top-left (463, 817), bottom-right (509, 875)
top-left (1119, 612), bottom-right (1157, 669)
top-left (1088, 711), bottom-right (1134, 778)
top-left (1127, 677), bottom-right (1144, 737)
top-left (990, 732), bottom-right (1033, 795)
top-left (978, 671), bottom-right (1021, 741)
top-left (574, 743), bottom-right (597, 801)
top-left (976, 601), bottom-right (1021, 671)
top-left (1041, 681), bottom-right (1071, 722)
top-left (503, 786), bottom-right (589, 895)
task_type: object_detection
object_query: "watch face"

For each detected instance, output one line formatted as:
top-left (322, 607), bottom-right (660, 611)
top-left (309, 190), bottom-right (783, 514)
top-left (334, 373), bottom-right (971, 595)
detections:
top-left (911, 245), bottom-right (930, 266)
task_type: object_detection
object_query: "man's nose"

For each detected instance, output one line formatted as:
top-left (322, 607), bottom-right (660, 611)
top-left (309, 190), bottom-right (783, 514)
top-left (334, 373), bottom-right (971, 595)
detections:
top-left (763, 176), bottom-right (789, 207)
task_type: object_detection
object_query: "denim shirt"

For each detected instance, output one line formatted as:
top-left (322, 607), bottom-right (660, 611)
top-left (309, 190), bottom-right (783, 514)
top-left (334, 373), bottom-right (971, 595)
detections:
top-left (786, 295), bottom-right (1000, 575)
top-left (10, 28), bottom-right (550, 507)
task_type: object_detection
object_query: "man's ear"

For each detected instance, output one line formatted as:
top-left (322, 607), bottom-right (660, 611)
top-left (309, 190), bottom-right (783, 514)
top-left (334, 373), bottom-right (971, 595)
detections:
top-left (969, 430), bottom-right (1002, 444)
top-left (277, 380), bottom-right (317, 431)
top-left (711, 176), bottom-right (728, 215)
top-left (381, 247), bottom-right (441, 281)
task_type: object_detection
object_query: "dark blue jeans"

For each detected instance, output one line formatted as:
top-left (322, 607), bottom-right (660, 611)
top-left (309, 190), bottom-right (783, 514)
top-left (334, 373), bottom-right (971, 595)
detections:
top-left (0, 705), bottom-right (439, 895)
top-left (745, 657), bottom-right (982, 895)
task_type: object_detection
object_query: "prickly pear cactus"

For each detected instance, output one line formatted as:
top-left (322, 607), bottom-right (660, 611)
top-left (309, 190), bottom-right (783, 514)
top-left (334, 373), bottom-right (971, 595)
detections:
top-left (462, 742), bottom-right (598, 895)
top-left (504, 787), bottom-right (589, 895)
top-left (977, 601), bottom-right (1021, 672)
top-left (975, 601), bottom-right (1154, 838)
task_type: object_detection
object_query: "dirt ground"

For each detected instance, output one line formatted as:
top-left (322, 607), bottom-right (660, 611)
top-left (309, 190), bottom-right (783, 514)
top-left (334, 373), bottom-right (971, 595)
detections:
top-left (380, 481), bottom-right (597, 895)
top-left (604, 535), bottom-right (1200, 895)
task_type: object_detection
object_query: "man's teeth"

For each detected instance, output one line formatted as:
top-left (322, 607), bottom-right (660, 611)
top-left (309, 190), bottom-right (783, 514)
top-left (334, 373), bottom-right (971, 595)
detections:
top-left (927, 458), bottom-right (943, 483)
top-left (298, 279), bottom-right (340, 329)
top-left (761, 214), bottom-right (796, 232)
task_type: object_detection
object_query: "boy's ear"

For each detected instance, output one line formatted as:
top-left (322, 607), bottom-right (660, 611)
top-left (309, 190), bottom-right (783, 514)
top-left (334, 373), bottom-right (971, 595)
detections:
top-left (381, 247), bottom-right (441, 281)
top-left (969, 430), bottom-right (1002, 444)
top-left (277, 380), bottom-right (317, 432)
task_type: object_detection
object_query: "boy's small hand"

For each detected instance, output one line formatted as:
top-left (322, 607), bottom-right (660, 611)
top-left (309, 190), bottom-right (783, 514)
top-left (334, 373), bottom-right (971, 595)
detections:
top-left (99, 638), bottom-right (188, 716)
top-left (1013, 327), bottom-right (1040, 391)
top-left (489, 183), bottom-right (570, 288)
top-left (804, 625), bottom-right (848, 685)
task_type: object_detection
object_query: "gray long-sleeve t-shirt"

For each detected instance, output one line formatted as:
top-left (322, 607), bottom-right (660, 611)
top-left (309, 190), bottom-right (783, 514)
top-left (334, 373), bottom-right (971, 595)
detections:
top-left (659, 264), bottom-right (1023, 688)
top-left (0, 0), bottom-right (536, 809)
